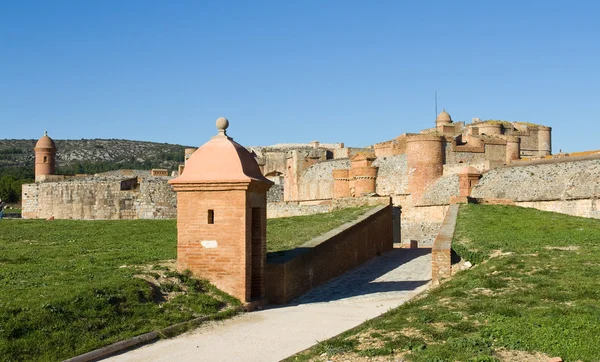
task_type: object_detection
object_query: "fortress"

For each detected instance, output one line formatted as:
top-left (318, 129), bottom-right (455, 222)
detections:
top-left (21, 111), bottom-right (600, 246)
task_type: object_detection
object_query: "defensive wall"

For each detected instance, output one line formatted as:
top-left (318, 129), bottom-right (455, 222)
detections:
top-left (266, 196), bottom-right (391, 219)
top-left (22, 172), bottom-right (176, 220)
top-left (472, 156), bottom-right (600, 219)
top-left (265, 204), bottom-right (393, 304)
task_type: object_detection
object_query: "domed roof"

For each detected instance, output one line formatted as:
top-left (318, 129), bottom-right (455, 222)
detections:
top-left (35, 131), bottom-right (56, 149)
top-left (169, 118), bottom-right (271, 184)
top-left (458, 165), bottom-right (480, 175)
top-left (436, 109), bottom-right (452, 124)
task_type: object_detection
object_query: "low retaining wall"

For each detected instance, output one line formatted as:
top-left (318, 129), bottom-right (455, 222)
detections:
top-left (265, 204), bottom-right (393, 304)
top-left (267, 196), bottom-right (391, 219)
top-left (431, 204), bottom-right (459, 285)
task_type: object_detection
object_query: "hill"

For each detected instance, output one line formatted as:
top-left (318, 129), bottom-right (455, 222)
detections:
top-left (0, 138), bottom-right (192, 202)
top-left (0, 138), bottom-right (192, 176)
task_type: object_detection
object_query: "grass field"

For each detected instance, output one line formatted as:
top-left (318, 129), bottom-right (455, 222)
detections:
top-left (0, 219), bottom-right (241, 361)
top-left (266, 206), bottom-right (372, 253)
top-left (0, 206), bottom-right (372, 361)
top-left (289, 204), bottom-right (600, 362)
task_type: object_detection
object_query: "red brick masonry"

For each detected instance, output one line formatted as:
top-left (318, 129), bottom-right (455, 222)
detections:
top-left (431, 204), bottom-right (459, 284)
top-left (265, 204), bottom-right (393, 304)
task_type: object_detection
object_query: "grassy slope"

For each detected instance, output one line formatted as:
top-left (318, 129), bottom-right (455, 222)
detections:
top-left (289, 204), bottom-right (600, 362)
top-left (0, 219), bottom-right (239, 362)
top-left (0, 207), bottom-right (373, 361)
top-left (266, 206), bottom-right (373, 253)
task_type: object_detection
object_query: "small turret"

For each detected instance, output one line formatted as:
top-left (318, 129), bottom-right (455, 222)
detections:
top-left (34, 131), bottom-right (56, 182)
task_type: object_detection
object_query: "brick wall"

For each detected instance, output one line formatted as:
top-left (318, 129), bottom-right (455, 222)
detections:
top-left (431, 204), bottom-right (459, 285)
top-left (265, 204), bottom-right (393, 304)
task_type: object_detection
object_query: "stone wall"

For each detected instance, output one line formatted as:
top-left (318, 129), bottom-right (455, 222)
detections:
top-left (297, 159), bottom-right (350, 201)
top-left (267, 184), bottom-right (284, 203)
top-left (22, 176), bottom-right (176, 220)
top-left (417, 174), bottom-right (459, 206)
top-left (472, 158), bottom-right (600, 218)
top-left (372, 155), bottom-right (408, 196)
top-left (265, 204), bottom-right (393, 304)
top-left (401, 204), bottom-right (449, 247)
top-left (267, 196), bottom-right (390, 219)
top-left (267, 202), bottom-right (330, 219)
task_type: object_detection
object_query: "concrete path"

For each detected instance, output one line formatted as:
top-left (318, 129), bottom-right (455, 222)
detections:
top-left (106, 248), bottom-right (431, 362)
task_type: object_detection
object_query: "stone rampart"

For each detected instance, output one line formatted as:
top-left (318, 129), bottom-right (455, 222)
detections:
top-left (22, 176), bottom-right (176, 220)
top-left (372, 154), bottom-right (409, 196)
top-left (472, 158), bottom-right (600, 218)
top-left (297, 159), bottom-right (350, 201)
top-left (265, 204), bottom-right (393, 304)
top-left (267, 202), bottom-right (330, 219)
top-left (267, 196), bottom-right (390, 219)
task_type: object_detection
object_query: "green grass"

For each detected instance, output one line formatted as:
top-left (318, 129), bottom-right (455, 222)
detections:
top-left (288, 204), bottom-right (600, 362)
top-left (0, 219), bottom-right (240, 362)
top-left (266, 206), bottom-right (373, 253)
top-left (0, 207), bottom-right (372, 361)
top-left (3, 208), bottom-right (20, 215)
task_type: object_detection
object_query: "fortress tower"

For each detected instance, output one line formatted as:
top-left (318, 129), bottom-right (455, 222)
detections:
top-left (350, 154), bottom-right (378, 196)
top-left (505, 136), bottom-right (521, 164)
top-left (34, 131), bottom-right (56, 182)
top-left (168, 117), bottom-right (273, 307)
top-left (406, 134), bottom-right (445, 201)
top-left (435, 109), bottom-right (452, 132)
top-left (537, 126), bottom-right (552, 156)
top-left (332, 169), bottom-right (351, 198)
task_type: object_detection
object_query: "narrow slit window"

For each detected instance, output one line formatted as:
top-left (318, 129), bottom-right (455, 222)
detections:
top-left (208, 209), bottom-right (214, 224)
top-left (43, 156), bottom-right (48, 163)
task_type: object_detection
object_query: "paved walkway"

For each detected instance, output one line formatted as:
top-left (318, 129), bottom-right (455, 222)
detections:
top-left (106, 248), bottom-right (431, 362)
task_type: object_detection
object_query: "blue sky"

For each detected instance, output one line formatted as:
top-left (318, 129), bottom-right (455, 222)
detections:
top-left (1, 1), bottom-right (598, 152)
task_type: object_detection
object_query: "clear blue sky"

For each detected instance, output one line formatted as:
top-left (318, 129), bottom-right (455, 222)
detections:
top-left (1, 0), bottom-right (598, 152)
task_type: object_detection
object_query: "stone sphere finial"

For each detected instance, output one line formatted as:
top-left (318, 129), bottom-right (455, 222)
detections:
top-left (216, 117), bottom-right (229, 131)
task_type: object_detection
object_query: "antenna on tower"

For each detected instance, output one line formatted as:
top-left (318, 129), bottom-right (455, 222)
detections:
top-left (435, 91), bottom-right (438, 118)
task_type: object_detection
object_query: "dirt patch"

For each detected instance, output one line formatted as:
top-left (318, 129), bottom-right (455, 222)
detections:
top-left (131, 260), bottom-right (199, 303)
top-left (471, 287), bottom-right (495, 296)
top-left (494, 348), bottom-right (555, 361)
top-left (544, 245), bottom-right (579, 251)
top-left (309, 351), bottom-right (410, 362)
top-left (490, 250), bottom-right (514, 258)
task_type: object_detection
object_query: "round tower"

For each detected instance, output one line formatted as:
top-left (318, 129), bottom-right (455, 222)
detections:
top-left (34, 131), bottom-right (56, 182)
top-left (406, 134), bottom-right (445, 201)
top-left (436, 109), bottom-right (452, 131)
top-left (350, 166), bottom-right (378, 196)
top-left (332, 169), bottom-right (351, 198)
top-left (505, 136), bottom-right (521, 164)
top-left (537, 126), bottom-right (552, 156)
top-left (477, 123), bottom-right (502, 136)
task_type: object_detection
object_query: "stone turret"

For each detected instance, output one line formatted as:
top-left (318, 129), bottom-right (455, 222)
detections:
top-left (436, 109), bottom-right (452, 127)
top-left (332, 169), bottom-right (351, 198)
top-left (350, 154), bottom-right (378, 196)
top-left (34, 131), bottom-right (56, 182)
top-left (505, 136), bottom-right (521, 164)
top-left (406, 134), bottom-right (445, 201)
top-left (458, 166), bottom-right (482, 197)
top-left (537, 126), bottom-right (552, 156)
top-left (168, 117), bottom-right (273, 308)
